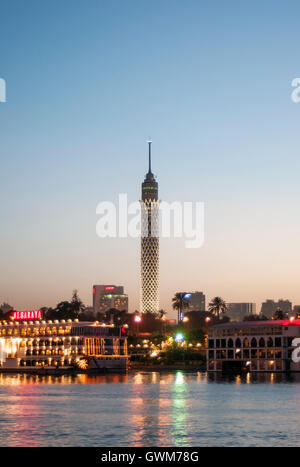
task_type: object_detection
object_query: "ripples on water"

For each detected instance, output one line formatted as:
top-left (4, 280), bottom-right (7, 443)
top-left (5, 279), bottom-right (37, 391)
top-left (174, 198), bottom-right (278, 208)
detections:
top-left (0, 371), bottom-right (298, 447)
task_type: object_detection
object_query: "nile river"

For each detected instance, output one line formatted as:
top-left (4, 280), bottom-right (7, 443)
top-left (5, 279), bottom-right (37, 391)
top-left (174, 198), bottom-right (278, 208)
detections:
top-left (0, 371), bottom-right (299, 447)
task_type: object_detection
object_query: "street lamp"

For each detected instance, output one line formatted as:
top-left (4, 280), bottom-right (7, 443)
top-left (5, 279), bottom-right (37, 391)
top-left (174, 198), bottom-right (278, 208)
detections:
top-left (160, 315), bottom-right (167, 334)
top-left (177, 293), bottom-right (191, 323)
top-left (134, 314), bottom-right (142, 333)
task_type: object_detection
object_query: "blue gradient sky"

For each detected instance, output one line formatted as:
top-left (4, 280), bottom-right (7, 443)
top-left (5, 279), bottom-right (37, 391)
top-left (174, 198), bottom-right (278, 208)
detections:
top-left (1, 0), bottom-right (300, 316)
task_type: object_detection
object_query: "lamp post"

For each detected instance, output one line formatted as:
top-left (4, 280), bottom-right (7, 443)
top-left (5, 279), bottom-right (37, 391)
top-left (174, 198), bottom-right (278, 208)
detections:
top-left (160, 316), bottom-right (167, 334)
top-left (134, 314), bottom-right (142, 334)
top-left (178, 293), bottom-right (192, 323)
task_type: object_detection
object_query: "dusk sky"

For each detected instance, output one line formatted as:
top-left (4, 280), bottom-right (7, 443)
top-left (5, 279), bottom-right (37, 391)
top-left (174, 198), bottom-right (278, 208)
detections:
top-left (1, 0), bottom-right (300, 317)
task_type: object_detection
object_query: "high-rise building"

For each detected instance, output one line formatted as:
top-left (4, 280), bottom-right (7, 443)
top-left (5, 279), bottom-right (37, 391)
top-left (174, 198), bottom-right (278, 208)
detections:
top-left (140, 141), bottom-right (159, 314)
top-left (277, 299), bottom-right (292, 316)
top-left (261, 299), bottom-right (292, 318)
top-left (93, 285), bottom-right (128, 315)
top-left (260, 300), bottom-right (276, 318)
top-left (293, 305), bottom-right (300, 316)
top-left (176, 291), bottom-right (206, 312)
top-left (226, 302), bottom-right (256, 321)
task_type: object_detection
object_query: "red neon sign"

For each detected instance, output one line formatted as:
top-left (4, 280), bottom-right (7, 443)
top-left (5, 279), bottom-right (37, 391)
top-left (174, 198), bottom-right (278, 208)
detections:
top-left (105, 286), bottom-right (115, 291)
top-left (11, 310), bottom-right (42, 320)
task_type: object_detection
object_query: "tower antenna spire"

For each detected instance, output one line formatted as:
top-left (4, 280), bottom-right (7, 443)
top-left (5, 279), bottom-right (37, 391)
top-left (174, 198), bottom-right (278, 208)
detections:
top-left (147, 139), bottom-right (152, 173)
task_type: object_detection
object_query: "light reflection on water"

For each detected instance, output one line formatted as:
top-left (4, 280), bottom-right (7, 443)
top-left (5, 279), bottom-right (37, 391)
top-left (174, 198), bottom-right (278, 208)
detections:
top-left (0, 371), bottom-right (299, 446)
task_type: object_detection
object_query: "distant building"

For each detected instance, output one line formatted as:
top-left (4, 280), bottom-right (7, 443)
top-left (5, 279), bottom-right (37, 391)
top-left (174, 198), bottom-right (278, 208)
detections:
top-left (261, 300), bottom-right (276, 318)
top-left (293, 305), bottom-right (300, 316)
top-left (93, 285), bottom-right (128, 315)
top-left (227, 303), bottom-right (256, 321)
top-left (187, 291), bottom-right (206, 312)
top-left (261, 299), bottom-right (292, 319)
top-left (277, 299), bottom-right (292, 316)
top-left (176, 291), bottom-right (206, 312)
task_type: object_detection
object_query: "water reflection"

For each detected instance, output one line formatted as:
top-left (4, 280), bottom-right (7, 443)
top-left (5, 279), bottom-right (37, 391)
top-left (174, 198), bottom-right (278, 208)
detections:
top-left (171, 372), bottom-right (189, 446)
top-left (129, 373), bottom-right (162, 445)
top-left (206, 371), bottom-right (300, 384)
top-left (0, 373), bottom-right (130, 386)
top-left (1, 371), bottom-right (300, 386)
top-left (127, 371), bottom-right (189, 446)
top-left (0, 371), bottom-right (299, 446)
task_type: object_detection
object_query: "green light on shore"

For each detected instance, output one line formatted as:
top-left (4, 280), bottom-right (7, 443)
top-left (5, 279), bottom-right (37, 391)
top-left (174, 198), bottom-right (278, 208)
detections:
top-left (175, 333), bottom-right (184, 342)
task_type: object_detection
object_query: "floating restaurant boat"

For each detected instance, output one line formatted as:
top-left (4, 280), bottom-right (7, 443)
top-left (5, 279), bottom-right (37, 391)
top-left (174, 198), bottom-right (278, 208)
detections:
top-left (207, 319), bottom-right (300, 373)
top-left (0, 312), bottom-right (128, 373)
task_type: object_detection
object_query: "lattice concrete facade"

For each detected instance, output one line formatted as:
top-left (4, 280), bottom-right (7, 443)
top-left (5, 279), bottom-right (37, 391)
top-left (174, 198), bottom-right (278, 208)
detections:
top-left (141, 201), bottom-right (159, 314)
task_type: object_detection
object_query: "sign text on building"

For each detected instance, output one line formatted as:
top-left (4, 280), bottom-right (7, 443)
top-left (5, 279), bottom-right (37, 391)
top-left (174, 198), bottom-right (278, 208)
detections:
top-left (11, 310), bottom-right (42, 320)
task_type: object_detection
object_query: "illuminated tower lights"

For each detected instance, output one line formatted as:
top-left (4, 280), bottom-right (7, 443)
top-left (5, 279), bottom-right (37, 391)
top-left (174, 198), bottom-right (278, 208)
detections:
top-left (140, 141), bottom-right (159, 314)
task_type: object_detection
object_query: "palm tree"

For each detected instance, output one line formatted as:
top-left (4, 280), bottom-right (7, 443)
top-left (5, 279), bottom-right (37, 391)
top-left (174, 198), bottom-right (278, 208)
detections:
top-left (172, 293), bottom-right (190, 323)
top-left (208, 297), bottom-right (227, 319)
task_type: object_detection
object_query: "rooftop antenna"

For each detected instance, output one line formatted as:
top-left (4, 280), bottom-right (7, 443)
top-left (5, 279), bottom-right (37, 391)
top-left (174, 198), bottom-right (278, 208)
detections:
top-left (147, 138), bottom-right (152, 173)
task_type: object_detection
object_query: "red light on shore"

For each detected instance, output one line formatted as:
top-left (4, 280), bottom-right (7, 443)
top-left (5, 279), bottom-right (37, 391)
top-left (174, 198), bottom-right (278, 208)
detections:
top-left (93, 288), bottom-right (95, 294)
top-left (282, 318), bottom-right (300, 326)
top-left (11, 311), bottom-right (42, 320)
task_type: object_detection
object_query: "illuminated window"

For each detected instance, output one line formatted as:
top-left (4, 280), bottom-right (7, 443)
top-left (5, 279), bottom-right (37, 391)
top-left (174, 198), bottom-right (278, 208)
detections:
top-left (243, 338), bottom-right (249, 348)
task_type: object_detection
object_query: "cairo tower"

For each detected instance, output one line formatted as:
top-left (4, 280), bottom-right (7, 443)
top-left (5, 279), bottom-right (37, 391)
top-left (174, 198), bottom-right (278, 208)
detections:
top-left (140, 141), bottom-right (159, 314)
